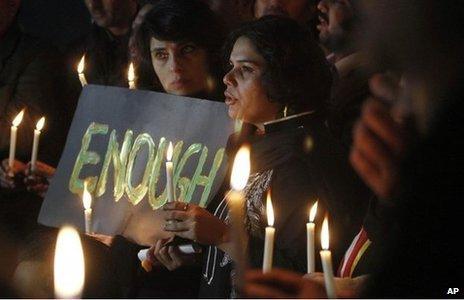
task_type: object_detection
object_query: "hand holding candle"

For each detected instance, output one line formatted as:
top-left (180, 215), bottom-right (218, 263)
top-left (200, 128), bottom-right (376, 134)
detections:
top-left (228, 146), bottom-right (250, 291)
top-left (262, 190), bottom-right (275, 273)
top-left (320, 215), bottom-right (336, 299)
top-left (54, 226), bottom-right (85, 299)
top-left (307, 200), bottom-right (318, 274)
top-left (30, 117), bottom-right (45, 173)
top-left (83, 182), bottom-right (93, 234)
top-left (128, 62), bottom-right (136, 89)
top-left (8, 109), bottom-right (25, 177)
top-left (78, 55), bottom-right (87, 87)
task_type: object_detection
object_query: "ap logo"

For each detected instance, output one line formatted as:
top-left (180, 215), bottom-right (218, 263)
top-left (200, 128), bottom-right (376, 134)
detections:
top-left (447, 288), bottom-right (459, 295)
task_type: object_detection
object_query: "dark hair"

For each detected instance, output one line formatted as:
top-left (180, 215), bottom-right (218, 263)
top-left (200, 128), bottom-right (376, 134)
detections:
top-left (132, 0), bottom-right (226, 97)
top-left (224, 16), bottom-right (332, 113)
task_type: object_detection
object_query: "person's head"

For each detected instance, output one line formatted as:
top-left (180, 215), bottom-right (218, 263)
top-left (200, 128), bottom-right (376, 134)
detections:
top-left (133, 0), bottom-right (225, 98)
top-left (317, 0), bottom-right (357, 54)
top-left (243, 0), bottom-right (315, 24)
top-left (0, 0), bottom-right (21, 38)
top-left (84, 0), bottom-right (138, 35)
top-left (223, 16), bottom-right (332, 127)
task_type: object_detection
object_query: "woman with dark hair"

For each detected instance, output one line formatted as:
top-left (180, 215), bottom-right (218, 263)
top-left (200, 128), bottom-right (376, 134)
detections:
top-left (152, 16), bottom-right (367, 298)
top-left (132, 0), bottom-right (225, 100)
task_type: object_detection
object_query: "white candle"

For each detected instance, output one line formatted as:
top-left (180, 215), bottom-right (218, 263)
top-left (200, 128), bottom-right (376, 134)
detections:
top-left (54, 226), bottom-right (85, 299)
top-left (78, 55), bottom-right (87, 87)
top-left (262, 190), bottom-right (275, 273)
top-left (128, 62), bottom-right (136, 89)
top-left (227, 146), bottom-right (250, 291)
top-left (8, 110), bottom-right (25, 176)
top-left (166, 142), bottom-right (175, 202)
top-left (307, 200), bottom-right (318, 273)
top-left (320, 216), bottom-right (336, 299)
top-left (30, 117), bottom-right (45, 172)
top-left (83, 182), bottom-right (92, 234)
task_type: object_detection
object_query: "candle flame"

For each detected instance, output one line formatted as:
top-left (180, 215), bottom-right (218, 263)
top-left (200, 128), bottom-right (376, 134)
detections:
top-left (321, 215), bottom-right (330, 250)
top-left (128, 62), bottom-right (135, 82)
top-left (83, 181), bottom-right (92, 210)
top-left (78, 55), bottom-right (85, 73)
top-left (230, 146), bottom-right (250, 191)
top-left (167, 142), bottom-right (173, 161)
top-left (309, 200), bottom-right (318, 223)
top-left (54, 226), bottom-right (85, 299)
top-left (36, 117), bottom-right (45, 131)
top-left (12, 109), bottom-right (25, 127)
top-left (266, 190), bottom-right (274, 227)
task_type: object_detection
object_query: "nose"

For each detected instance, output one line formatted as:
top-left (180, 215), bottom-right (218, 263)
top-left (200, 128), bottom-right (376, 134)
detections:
top-left (223, 69), bottom-right (236, 87)
top-left (168, 54), bottom-right (183, 74)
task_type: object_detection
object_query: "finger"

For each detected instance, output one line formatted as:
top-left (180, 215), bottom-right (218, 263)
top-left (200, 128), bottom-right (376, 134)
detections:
top-left (362, 100), bottom-right (404, 155)
top-left (154, 240), bottom-right (170, 267)
top-left (162, 201), bottom-right (186, 211)
top-left (164, 220), bottom-right (190, 232)
top-left (244, 283), bottom-right (293, 299)
top-left (353, 122), bottom-right (393, 166)
top-left (164, 210), bottom-right (188, 222)
top-left (369, 73), bottom-right (400, 103)
top-left (350, 148), bottom-right (380, 184)
top-left (1, 159), bottom-right (9, 171)
top-left (158, 245), bottom-right (174, 269)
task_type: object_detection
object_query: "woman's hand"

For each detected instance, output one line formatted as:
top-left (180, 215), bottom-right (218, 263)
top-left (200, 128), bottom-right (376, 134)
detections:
top-left (86, 233), bottom-right (115, 247)
top-left (147, 238), bottom-right (197, 271)
top-left (162, 201), bottom-right (229, 246)
top-left (23, 161), bottom-right (55, 198)
top-left (0, 158), bottom-right (26, 189)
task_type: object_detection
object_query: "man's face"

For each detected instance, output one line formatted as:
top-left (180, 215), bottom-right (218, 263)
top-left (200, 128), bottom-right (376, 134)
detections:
top-left (0, 0), bottom-right (21, 35)
top-left (317, 0), bottom-right (354, 51)
top-left (84, 0), bottom-right (134, 29)
top-left (254, 0), bottom-right (311, 24)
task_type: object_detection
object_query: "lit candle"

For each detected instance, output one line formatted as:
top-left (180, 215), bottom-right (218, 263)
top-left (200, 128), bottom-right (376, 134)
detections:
top-left (227, 146), bottom-right (250, 291)
top-left (8, 109), bottom-right (25, 176)
top-left (307, 200), bottom-right (318, 273)
top-left (83, 182), bottom-right (92, 234)
top-left (30, 117), bottom-right (45, 173)
top-left (128, 62), bottom-right (136, 89)
top-left (262, 190), bottom-right (275, 273)
top-left (77, 55), bottom-right (87, 87)
top-left (166, 142), bottom-right (175, 202)
top-left (54, 226), bottom-right (85, 299)
top-left (320, 215), bottom-right (336, 299)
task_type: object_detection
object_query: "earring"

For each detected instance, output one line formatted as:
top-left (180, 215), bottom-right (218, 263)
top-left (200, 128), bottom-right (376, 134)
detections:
top-left (283, 105), bottom-right (288, 118)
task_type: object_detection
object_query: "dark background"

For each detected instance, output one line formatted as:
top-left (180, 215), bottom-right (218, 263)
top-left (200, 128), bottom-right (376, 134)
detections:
top-left (18, 0), bottom-right (92, 47)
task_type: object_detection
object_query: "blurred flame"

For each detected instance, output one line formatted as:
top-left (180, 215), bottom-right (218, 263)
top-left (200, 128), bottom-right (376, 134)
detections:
top-left (309, 201), bottom-right (318, 223)
top-left (36, 117), bottom-right (45, 131)
top-left (83, 181), bottom-right (92, 210)
top-left (12, 109), bottom-right (25, 127)
top-left (321, 215), bottom-right (330, 250)
top-left (266, 190), bottom-right (274, 227)
top-left (78, 55), bottom-right (85, 74)
top-left (128, 63), bottom-right (135, 82)
top-left (54, 226), bottom-right (85, 299)
top-left (230, 146), bottom-right (250, 191)
top-left (167, 142), bottom-right (173, 161)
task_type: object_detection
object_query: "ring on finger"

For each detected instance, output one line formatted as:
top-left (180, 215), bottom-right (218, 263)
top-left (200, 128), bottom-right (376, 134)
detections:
top-left (183, 203), bottom-right (189, 211)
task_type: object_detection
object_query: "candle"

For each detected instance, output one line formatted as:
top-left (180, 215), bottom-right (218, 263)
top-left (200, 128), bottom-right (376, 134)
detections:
top-left (30, 117), bottom-right (45, 173)
top-left (320, 215), bottom-right (336, 299)
top-left (78, 55), bottom-right (87, 87)
top-left (83, 182), bottom-right (92, 234)
top-left (227, 145), bottom-right (250, 291)
top-left (8, 109), bottom-right (25, 176)
top-left (307, 200), bottom-right (318, 273)
top-left (128, 62), bottom-right (136, 89)
top-left (54, 226), bottom-right (85, 299)
top-left (166, 142), bottom-right (175, 203)
top-left (262, 190), bottom-right (275, 273)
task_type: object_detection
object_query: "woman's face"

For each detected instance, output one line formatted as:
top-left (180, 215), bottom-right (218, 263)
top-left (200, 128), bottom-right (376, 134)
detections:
top-left (223, 37), bottom-right (281, 127)
top-left (150, 37), bottom-right (213, 96)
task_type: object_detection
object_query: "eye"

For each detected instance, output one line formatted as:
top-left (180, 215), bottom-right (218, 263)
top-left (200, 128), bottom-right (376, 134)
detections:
top-left (182, 44), bottom-right (196, 55)
top-left (241, 65), bottom-right (253, 73)
top-left (153, 50), bottom-right (168, 60)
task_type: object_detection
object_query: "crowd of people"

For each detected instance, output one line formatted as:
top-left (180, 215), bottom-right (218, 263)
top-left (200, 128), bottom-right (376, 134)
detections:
top-left (1, 0), bottom-right (462, 298)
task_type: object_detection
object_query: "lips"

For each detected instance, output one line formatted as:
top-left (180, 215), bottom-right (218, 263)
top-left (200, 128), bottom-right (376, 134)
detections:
top-left (224, 91), bottom-right (238, 105)
top-left (170, 78), bottom-right (189, 89)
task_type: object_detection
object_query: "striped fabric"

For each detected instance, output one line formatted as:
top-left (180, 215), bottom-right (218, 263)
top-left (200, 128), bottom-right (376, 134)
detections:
top-left (337, 227), bottom-right (371, 277)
